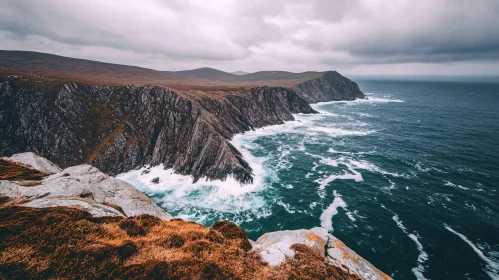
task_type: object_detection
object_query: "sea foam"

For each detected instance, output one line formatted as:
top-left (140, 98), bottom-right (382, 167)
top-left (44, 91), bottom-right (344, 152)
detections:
top-left (320, 190), bottom-right (350, 231)
top-left (445, 225), bottom-right (499, 279)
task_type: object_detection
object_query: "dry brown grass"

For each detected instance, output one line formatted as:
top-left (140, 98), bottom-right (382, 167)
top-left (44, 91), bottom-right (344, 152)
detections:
top-left (0, 204), bottom-right (362, 279)
top-left (0, 158), bottom-right (49, 181)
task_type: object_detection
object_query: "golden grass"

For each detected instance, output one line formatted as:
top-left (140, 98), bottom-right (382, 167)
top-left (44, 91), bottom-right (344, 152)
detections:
top-left (0, 158), bottom-right (49, 181)
top-left (0, 205), bottom-right (363, 279)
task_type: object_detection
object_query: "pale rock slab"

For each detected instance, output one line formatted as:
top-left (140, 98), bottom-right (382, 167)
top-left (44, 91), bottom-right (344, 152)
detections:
top-left (3, 152), bottom-right (61, 174)
top-left (252, 227), bottom-right (391, 280)
top-left (0, 158), bottom-right (171, 220)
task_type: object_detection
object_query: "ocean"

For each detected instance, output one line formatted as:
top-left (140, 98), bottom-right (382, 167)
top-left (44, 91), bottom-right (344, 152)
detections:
top-left (118, 78), bottom-right (499, 279)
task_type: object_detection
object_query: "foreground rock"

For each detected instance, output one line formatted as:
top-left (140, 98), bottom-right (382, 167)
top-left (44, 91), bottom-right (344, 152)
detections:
top-left (253, 227), bottom-right (391, 280)
top-left (0, 155), bottom-right (171, 219)
top-left (2, 152), bottom-right (62, 174)
top-left (0, 154), bottom-right (390, 279)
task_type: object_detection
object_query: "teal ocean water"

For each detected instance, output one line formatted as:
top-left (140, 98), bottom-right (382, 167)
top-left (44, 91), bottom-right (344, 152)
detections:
top-left (119, 78), bottom-right (499, 279)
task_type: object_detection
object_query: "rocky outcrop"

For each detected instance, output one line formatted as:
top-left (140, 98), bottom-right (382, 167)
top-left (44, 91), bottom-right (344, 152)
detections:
top-left (2, 152), bottom-right (61, 174)
top-left (0, 79), bottom-right (314, 183)
top-left (295, 71), bottom-right (365, 102)
top-left (252, 227), bottom-right (391, 280)
top-left (0, 154), bottom-right (171, 219)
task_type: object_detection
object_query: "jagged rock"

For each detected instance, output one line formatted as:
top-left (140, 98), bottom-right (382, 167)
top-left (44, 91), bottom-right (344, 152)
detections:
top-left (0, 159), bottom-right (172, 220)
top-left (0, 70), bottom-right (364, 183)
top-left (252, 227), bottom-right (392, 280)
top-left (295, 71), bottom-right (365, 103)
top-left (0, 80), bottom-right (317, 183)
top-left (151, 177), bottom-right (160, 184)
top-left (2, 152), bottom-right (61, 174)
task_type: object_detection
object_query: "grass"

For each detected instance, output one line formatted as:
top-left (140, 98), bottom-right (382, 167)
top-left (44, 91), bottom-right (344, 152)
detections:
top-left (0, 204), bottom-right (362, 280)
top-left (0, 158), bottom-right (49, 181)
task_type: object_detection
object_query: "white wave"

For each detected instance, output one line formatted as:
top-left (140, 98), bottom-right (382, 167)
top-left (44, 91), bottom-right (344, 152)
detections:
top-left (117, 164), bottom-right (274, 223)
top-left (312, 95), bottom-right (404, 107)
top-left (315, 167), bottom-right (363, 199)
top-left (385, 207), bottom-right (429, 280)
top-left (356, 112), bottom-right (373, 117)
top-left (276, 145), bottom-right (292, 170)
top-left (309, 126), bottom-right (375, 136)
top-left (364, 96), bottom-right (404, 103)
top-left (392, 214), bottom-right (408, 233)
top-left (444, 180), bottom-right (469, 190)
top-left (320, 191), bottom-right (348, 231)
top-left (297, 137), bottom-right (307, 151)
top-left (409, 233), bottom-right (430, 280)
top-left (383, 179), bottom-right (396, 190)
top-left (445, 225), bottom-right (499, 279)
top-left (414, 162), bottom-right (447, 174)
top-left (327, 148), bottom-right (375, 156)
top-left (347, 158), bottom-right (409, 178)
top-left (277, 200), bottom-right (296, 214)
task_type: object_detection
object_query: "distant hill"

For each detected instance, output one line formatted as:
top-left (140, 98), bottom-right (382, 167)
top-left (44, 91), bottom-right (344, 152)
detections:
top-left (0, 50), bottom-right (183, 85)
top-left (162, 67), bottom-right (236, 81)
top-left (231, 71), bottom-right (249, 75)
top-left (0, 50), bottom-right (330, 88)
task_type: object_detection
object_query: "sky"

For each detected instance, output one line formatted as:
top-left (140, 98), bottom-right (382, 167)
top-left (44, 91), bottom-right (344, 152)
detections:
top-left (1, 0), bottom-right (499, 75)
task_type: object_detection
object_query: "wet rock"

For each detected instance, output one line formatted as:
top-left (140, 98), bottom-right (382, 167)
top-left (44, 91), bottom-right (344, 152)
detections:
top-left (150, 177), bottom-right (159, 184)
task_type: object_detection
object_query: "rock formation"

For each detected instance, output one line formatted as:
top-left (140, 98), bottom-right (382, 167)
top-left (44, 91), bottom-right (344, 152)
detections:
top-left (0, 78), bottom-right (321, 183)
top-left (0, 153), bottom-right (171, 219)
top-left (253, 227), bottom-right (391, 280)
top-left (294, 71), bottom-right (365, 102)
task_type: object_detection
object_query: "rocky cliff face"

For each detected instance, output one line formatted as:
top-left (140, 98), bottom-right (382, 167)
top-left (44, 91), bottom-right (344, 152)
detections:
top-left (294, 71), bottom-right (365, 102)
top-left (0, 78), bottom-right (315, 183)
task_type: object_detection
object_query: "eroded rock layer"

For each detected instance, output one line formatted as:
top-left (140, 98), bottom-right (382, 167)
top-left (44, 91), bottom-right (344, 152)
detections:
top-left (0, 78), bottom-right (316, 182)
top-left (294, 71), bottom-right (365, 102)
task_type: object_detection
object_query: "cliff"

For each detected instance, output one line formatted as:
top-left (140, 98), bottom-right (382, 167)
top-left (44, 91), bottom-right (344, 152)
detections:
top-left (0, 79), bottom-right (314, 183)
top-left (0, 51), bottom-right (365, 183)
top-left (0, 154), bottom-right (390, 280)
top-left (294, 71), bottom-right (365, 102)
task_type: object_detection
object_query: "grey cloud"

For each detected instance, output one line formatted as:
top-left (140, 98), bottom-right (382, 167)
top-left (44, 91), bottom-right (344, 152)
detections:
top-left (0, 0), bottom-right (499, 74)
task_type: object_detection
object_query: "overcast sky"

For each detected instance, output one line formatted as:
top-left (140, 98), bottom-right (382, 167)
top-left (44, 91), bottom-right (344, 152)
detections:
top-left (1, 0), bottom-right (499, 75)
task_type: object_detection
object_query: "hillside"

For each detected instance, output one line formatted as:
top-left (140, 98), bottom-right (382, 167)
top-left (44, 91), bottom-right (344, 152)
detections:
top-left (162, 67), bottom-right (237, 81)
top-left (0, 51), bottom-right (358, 90)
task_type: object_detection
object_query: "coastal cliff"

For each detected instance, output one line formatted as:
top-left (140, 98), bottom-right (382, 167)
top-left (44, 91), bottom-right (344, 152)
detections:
top-left (0, 51), bottom-right (365, 183)
top-left (0, 79), bottom-right (314, 183)
top-left (0, 73), bottom-right (360, 184)
top-left (294, 71), bottom-right (365, 102)
top-left (0, 154), bottom-right (390, 280)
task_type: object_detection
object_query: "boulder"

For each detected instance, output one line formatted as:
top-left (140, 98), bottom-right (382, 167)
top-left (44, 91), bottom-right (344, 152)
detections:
top-left (3, 152), bottom-right (61, 174)
top-left (0, 157), bottom-right (171, 220)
